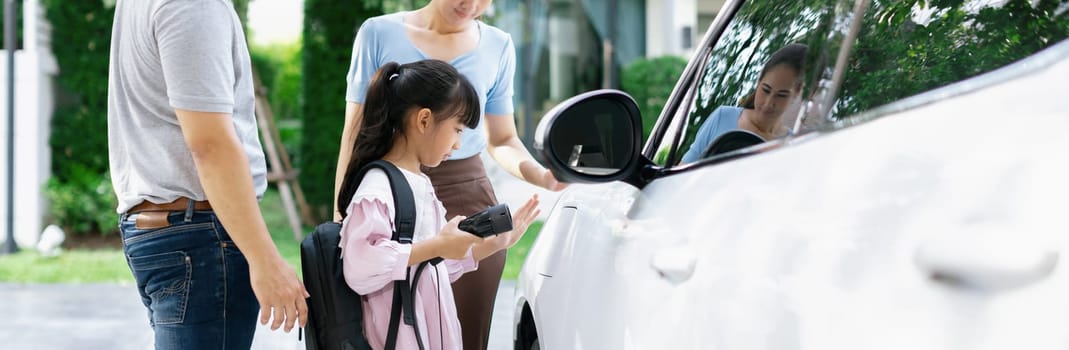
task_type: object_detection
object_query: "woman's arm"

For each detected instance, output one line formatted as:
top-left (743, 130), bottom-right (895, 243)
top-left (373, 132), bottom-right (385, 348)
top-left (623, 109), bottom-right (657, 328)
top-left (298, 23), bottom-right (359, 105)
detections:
top-left (333, 102), bottom-right (364, 222)
top-left (680, 107), bottom-right (728, 164)
top-left (483, 36), bottom-right (565, 191)
top-left (484, 115), bottom-right (566, 191)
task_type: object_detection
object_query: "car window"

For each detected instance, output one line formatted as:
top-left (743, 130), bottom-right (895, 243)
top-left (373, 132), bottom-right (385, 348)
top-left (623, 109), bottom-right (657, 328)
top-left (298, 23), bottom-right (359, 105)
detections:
top-left (653, 0), bottom-right (856, 167)
top-left (818, 0), bottom-right (1069, 125)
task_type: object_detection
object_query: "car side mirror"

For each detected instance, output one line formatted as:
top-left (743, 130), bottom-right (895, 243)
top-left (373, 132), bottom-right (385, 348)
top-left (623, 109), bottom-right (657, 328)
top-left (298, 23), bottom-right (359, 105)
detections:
top-left (533, 89), bottom-right (646, 186)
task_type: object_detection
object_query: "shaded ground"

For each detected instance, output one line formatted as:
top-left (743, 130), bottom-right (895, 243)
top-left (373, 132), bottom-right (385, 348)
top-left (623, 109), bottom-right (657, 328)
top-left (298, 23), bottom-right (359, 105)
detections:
top-left (0, 280), bottom-right (517, 349)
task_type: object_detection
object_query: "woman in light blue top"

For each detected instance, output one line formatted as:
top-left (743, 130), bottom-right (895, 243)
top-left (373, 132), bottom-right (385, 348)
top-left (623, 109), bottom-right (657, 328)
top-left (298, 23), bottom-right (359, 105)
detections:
top-left (681, 43), bottom-right (808, 164)
top-left (334, 1), bottom-right (563, 349)
top-left (680, 106), bottom-right (746, 163)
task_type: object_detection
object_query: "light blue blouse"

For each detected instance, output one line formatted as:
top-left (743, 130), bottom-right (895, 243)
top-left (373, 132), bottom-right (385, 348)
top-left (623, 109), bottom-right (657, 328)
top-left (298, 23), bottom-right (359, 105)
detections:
top-left (680, 106), bottom-right (744, 163)
top-left (345, 12), bottom-right (516, 160)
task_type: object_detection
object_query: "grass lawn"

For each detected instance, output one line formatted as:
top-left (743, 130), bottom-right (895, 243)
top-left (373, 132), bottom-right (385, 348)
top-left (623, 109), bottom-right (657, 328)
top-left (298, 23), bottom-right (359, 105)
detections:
top-left (0, 249), bottom-right (133, 284)
top-left (259, 189), bottom-right (308, 270)
top-left (0, 189), bottom-right (540, 283)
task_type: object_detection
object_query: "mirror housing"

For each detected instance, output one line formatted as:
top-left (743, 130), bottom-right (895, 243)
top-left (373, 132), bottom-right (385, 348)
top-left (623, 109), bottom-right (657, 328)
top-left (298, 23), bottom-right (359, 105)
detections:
top-left (533, 89), bottom-right (649, 187)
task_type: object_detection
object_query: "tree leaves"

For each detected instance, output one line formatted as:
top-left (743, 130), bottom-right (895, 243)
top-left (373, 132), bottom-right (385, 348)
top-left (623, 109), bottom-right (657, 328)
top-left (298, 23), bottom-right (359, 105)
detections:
top-left (835, 0), bottom-right (1069, 118)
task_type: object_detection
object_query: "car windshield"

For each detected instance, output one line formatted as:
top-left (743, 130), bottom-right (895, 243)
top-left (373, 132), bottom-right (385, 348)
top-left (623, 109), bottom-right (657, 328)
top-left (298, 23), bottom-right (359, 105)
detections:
top-left (817, 0), bottom-right (1069, 125)
top-left (655, 0), bottom-right (1069, 167)
top-left (653, 0), bottom-right (854, 166)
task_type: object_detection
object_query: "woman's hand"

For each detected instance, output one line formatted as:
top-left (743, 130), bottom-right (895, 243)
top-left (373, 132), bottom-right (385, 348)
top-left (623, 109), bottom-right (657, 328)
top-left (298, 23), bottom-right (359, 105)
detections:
top-left (539, 169), bottom-right (568, 192)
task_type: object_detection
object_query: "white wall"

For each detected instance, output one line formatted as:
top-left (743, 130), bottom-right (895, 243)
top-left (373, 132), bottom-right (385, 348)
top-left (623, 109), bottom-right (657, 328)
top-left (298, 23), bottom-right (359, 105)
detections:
top-left (645, 0), bottom-right (697, 58)
top-left (646, 0), bottom-right (727, 59)
top-left (697, 0), bottom-right (726, 40)
top-left (0, 0), bottom-right (56, 249)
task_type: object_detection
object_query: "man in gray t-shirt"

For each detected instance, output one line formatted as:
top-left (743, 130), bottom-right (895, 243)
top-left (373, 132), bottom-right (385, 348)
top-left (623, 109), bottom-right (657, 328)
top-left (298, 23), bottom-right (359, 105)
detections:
top-left (108, 0), bottom-right (306, 347)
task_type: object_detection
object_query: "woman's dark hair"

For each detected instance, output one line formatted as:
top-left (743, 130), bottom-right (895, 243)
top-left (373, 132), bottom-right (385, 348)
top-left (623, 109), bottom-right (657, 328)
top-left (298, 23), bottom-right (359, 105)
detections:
top-left (741, 43), bottom-right (808, 109)
top-left (337, 60), bottom-right (481, 218)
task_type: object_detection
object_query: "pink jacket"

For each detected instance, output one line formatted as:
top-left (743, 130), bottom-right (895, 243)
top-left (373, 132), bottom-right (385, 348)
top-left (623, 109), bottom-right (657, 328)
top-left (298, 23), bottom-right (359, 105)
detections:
top-left (340, 168), bottom-right (477, 350)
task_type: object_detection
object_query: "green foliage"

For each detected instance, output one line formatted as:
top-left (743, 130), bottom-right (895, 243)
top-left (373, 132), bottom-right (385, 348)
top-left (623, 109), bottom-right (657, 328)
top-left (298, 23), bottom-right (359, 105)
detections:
top-left (260, 189), bottom-right (304, 268)
top-left (250, 41), bottom-right (304, 161)
top-left (41, 0), bottom-right (116, 235)
top-left (41, 1), bottom-right (251, 235)
top-left (0, 188), bottom-right (300, 283)
top-left (251, 42), bottom-right (303, 122)
top-left (0, 249), bottom-right (133, 284)
top-left (501, 220), bottom-right (541, 280)
top-left (691, 0), bottom-right (842, 126)
top-left (232, 0), bottom-right (250, 29)
top-left (666, 0), bottom-right (1068, 166)
top-left (382, 0), bottom-right (427, 13)
top-left (301, 0), bottom-right (384, 220)
top-left (43, 166), bottom-right (117, 235)
top-left (621, 56), bottom-right (688, 140)
top-left (666, 0), bottom-right (844, 165)
top-left (836, 0), bottom-right (1069, 118)
top-left (43, 0), bottom-right (113, 178)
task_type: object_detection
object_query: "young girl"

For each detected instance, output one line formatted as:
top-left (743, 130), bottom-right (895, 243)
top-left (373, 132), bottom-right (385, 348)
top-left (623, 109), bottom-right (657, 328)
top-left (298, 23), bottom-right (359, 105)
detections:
top-left (338, 3), bottom-right (567, 347)
top-left (336, 59), bottom-right (540, 350)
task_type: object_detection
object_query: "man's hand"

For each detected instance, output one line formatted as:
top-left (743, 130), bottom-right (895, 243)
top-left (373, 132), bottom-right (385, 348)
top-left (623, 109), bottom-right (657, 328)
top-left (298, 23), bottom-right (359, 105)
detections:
top-left (250, 257), bottom-right (309, 333)
top-left (176, 108), bottom-right (310, 333)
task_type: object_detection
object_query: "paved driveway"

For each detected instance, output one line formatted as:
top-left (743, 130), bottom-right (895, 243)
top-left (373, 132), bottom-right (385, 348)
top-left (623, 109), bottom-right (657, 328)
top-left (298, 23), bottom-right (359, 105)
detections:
top-left (0, 280), bottom-right (516, 349)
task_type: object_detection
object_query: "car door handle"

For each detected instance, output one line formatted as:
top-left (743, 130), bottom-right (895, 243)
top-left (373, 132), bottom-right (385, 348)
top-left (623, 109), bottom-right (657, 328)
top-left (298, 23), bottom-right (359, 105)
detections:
top-left (651, 246), bottom-right (698, 284)
top-left (914, 237), bottom-right (1059, 292)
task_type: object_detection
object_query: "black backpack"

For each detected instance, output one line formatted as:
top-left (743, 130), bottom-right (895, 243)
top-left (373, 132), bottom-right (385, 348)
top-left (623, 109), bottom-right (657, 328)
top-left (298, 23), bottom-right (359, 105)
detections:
top-left (301, 160), bottom-right (434, 350)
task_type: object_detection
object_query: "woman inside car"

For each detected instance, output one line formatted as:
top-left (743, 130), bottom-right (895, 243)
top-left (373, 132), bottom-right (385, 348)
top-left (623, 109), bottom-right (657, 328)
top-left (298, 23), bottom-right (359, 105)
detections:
top-left (680, 43), bottom-right (808, 164)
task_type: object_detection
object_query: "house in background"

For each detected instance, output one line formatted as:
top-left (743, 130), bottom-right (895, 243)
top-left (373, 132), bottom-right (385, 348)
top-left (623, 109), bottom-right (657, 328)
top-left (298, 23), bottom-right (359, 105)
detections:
top-left (0, 0), bottom-right (57, 250)
top-left (493, 0), bottom-right (722, 141)
top-left (0, 0), bottom-right (724, 249)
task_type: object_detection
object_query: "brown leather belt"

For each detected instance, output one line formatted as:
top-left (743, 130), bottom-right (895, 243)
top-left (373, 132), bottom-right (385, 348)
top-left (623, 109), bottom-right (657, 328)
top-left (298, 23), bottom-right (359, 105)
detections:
top-left (127, 198), bottom-right (212, 230)
top-left (128, 197), bottom-right (212, 214)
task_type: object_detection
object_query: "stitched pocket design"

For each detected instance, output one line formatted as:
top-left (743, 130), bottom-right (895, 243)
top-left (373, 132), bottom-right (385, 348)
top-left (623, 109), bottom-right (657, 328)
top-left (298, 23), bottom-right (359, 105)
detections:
top-left (128, 251), bottom-right (192, 325)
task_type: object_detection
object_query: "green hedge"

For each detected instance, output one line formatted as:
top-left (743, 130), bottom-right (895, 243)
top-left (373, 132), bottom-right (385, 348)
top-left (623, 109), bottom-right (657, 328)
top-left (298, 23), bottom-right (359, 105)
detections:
top-left (42, 1), bottom-right (116, 235)
top-left (42, 1), bottom-right (249, 235)
top-left (300, 0), bottom-right (384, 221)
top-left (250, 41), bottom-right (303, 161)
top-left (620, 55), bottom-right (688, 140)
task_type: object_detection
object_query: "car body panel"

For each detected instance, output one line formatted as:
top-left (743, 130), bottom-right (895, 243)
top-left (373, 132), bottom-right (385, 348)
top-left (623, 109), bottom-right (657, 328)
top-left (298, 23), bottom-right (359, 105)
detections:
top-left (515, 34), bottom-right (1069, 349)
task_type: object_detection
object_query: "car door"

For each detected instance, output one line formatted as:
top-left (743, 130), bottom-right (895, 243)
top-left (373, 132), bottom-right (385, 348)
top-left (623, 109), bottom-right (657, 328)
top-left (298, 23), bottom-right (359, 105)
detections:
top-left (526, 0), bottom-right (1069, 348)
top-left (522, 0), bottom-right (857, 348)
top-left (623, 0), bottom-right (1069, 348)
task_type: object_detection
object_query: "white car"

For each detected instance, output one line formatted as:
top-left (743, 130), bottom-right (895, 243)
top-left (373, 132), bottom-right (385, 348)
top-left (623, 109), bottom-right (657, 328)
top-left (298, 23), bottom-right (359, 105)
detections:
top-left (513, 0), bottom-right (1069, 349)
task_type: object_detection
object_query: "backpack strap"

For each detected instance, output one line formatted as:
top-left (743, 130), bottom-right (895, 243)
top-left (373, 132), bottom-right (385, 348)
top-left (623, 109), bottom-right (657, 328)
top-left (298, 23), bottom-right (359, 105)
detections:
top-left (366, 160), bottom-right (416, 244)
top-left (360, 160), bottom-right (427, 350)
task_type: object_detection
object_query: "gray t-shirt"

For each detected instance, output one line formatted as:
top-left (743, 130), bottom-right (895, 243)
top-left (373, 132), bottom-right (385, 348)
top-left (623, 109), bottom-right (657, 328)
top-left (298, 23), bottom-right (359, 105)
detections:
top-left (108, 0), bottom-right (266, 213)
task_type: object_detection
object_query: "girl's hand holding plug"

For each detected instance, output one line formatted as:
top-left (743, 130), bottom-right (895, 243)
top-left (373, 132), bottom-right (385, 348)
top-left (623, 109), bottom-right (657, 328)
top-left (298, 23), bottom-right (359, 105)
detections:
top-left (434, 216), bottom-right (483, 260)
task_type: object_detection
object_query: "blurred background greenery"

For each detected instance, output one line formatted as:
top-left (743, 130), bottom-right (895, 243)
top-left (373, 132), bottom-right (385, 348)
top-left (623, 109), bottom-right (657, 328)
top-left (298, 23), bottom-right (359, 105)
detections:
top-left (2, 0), bottom-right (688, 283)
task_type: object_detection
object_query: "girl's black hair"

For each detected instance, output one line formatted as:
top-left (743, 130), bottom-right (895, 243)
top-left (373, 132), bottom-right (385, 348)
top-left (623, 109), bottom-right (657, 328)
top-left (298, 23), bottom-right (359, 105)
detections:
top-left (741, 43), bottom-right (808, 109)
top-left (337, 60), bottom-right (481, 218)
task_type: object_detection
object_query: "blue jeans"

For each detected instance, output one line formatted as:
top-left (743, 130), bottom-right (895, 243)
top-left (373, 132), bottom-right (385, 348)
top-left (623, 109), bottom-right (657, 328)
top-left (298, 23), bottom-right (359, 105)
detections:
top-left (120, 207), bottom-right (259, 349)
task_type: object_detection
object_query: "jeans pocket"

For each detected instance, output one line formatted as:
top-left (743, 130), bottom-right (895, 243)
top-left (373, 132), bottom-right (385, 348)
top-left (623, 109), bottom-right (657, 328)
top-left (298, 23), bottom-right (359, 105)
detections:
top-left (129, 251), bottom-right (191, 325)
